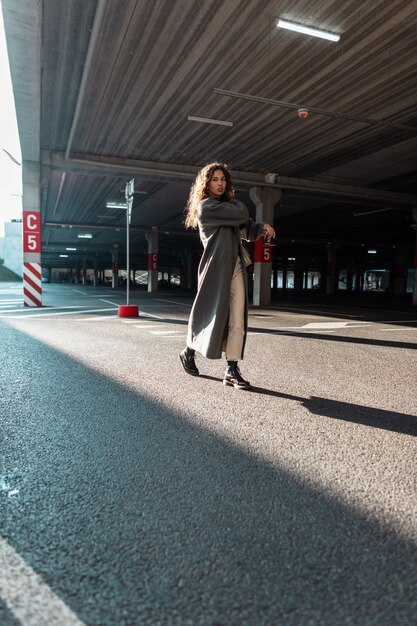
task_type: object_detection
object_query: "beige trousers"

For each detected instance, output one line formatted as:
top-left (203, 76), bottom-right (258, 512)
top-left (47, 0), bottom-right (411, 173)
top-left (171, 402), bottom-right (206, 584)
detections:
top-left (225, 257), bottom-right (246, 361)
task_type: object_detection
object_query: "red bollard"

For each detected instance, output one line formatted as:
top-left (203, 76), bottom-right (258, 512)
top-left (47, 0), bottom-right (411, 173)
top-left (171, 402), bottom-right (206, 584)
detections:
top-left (118, 305), bottom-right (139, 318)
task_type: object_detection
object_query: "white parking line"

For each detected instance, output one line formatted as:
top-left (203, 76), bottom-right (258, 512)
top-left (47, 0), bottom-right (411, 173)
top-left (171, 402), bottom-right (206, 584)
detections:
top-left (49, 316), bottom-right (120, 322)
top-left (156, 298), bottom-right (192, 307)
top-left (2, 308), bottom-right (117, 319)
top-left (149, 330), bottom-right (182, 335)
top-left (141, 311), bottom-right (165, 320)
top-left (269, 305), bottom-right (365, 318)
top-left (0, 535), bottom-right (87, 626)
top-left (100, 299), bottom-right (121, 306)
top-left (379, 327), bottom-right (417, 332)
top-left (300, 321), bottom-right (369, 329)
top-left (134, 325), bottom-right (160, 329)
top-left (99, 299), bottom-right (167, 318)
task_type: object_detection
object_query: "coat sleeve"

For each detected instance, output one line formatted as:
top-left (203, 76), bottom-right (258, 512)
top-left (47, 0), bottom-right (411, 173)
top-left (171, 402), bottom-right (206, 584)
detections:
top-left (240, 219), bottom-right (265, 242)
top-left (198, 198), bottom-right (250, 228)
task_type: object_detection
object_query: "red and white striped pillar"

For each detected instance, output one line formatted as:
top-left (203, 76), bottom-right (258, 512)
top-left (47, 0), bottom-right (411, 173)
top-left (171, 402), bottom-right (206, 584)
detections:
top-left (22, 210), bottom-right (42, 307)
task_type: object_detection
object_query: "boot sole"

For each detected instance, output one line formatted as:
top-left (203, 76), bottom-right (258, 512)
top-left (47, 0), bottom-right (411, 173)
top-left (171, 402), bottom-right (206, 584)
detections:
top-left (223, 379), bottom-right (251, 389)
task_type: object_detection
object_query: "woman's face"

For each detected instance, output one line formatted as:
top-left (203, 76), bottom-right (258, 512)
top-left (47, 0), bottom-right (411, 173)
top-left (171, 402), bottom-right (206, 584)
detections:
top-left (207, 169), bottom-right (227, 197)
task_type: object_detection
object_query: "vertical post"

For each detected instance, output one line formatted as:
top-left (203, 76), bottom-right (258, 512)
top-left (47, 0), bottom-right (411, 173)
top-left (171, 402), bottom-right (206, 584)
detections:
top-left (249, 186), bottom-right (281, 306)
top-left (111, 247), bottom-right (119, 288)
top-left (393, 246), bottom-right (407, 296)
top-left (117, 181), bottom-right (139, 318)
top-left (22, 160), bottom-right (42, 307)
top-left (125, 179), bottom-right (135, 305)
top-left (413, 237), bottom-right (417, 306)
top-left (146, 229), bottom-right (159, 293)
top-left (412, 210), bottom-right (417, 306)
top-left (326, 243), bottom-right (337, 295)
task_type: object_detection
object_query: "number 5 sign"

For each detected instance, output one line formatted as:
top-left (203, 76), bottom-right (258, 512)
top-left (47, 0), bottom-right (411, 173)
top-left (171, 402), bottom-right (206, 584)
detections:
top-left (23, 211), bottom-right (41, 253)
top-left (254, 238), bottom-right (272, 263)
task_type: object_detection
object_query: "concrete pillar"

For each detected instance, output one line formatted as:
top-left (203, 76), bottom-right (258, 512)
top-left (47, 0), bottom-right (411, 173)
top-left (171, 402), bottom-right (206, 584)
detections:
top-left (412, 211), bottom-right (417, 306)
top-left (326, 243), bottom-right (337, 295)
top-left (17, 0), bottom-right (42, 306)
top-left (282, 269), bottom-right (287, 290)
top-left (294, 269), bottom-right (304, 291)
top-left (146, 230), bottom-right (158, 293)
top-left (184, 250), bottom-right (194, 290)
top-left (111, 247), bottom-right (119, 289)
top-left (93, 257), bottom-right (98, 287)
top-left (22, 160), bottom-right (43, 306)
top-left (393, 246), bottom-right (408, 296)
top-left (249, 186), bottom-right (281, 306)
top-left (346, 269), bottom-right (353, 291)
top-left (81, 258), bottom-right (87, 285)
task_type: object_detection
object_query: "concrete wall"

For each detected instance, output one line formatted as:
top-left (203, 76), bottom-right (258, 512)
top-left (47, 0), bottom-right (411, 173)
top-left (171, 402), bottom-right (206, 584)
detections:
top-left (3, 220), bottom-right (22, 277)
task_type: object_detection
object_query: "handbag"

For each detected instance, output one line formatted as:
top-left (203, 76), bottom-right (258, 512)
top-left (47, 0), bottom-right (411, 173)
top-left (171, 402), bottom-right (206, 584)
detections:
top-left (240, 242), bottom-right (252, 268)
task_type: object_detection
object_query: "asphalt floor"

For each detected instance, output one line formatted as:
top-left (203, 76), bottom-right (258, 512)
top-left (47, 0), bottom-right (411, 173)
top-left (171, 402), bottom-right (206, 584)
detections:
top-left (1, 282), bottom-right (417, 626)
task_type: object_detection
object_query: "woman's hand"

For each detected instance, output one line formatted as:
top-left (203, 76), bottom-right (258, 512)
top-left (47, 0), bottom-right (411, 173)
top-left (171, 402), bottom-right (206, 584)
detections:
top-left (262, 223), bottom-right (276, 242)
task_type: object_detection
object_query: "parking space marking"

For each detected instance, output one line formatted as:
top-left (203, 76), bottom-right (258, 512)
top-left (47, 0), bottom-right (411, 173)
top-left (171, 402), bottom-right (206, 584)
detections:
top-left (379, 327), bottom-right (417, 332)
top-left (269, 305), bottom-right (365, 318)
top-left (300, 321), bottom-right (369, 330)
top-left (0, 535), bottom-right (87, 626)
top-left (134, 324), bottom-right (160, 329)
top-left (156, 298), bottom-right (192, 307)
top-left (1, 307), bottom-right (117, 319)
top-left (139, 311), bottom-right (165, 320)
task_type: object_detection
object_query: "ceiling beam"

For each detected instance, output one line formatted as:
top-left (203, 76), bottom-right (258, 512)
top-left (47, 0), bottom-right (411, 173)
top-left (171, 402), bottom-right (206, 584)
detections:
top-left (43, 151), bottom-right (417, 208)
top-left (44, 220), bottom-right (195, 237)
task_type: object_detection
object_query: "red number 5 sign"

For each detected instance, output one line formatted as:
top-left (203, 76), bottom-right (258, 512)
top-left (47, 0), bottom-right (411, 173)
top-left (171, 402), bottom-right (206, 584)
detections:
top-left (254, 239), bottom-right (272, 263)
top-left (23, 211), bottom-right (41, 253)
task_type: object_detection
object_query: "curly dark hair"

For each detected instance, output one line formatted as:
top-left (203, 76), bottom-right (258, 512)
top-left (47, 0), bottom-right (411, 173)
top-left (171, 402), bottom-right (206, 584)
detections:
top-left (184, 162), bottom-right (234, 229)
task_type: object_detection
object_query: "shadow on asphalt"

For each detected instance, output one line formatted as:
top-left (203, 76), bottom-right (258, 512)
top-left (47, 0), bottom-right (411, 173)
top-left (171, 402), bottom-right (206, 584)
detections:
top-left (248, 327), bottom-right (417, 350)
top-left (1, 322), bottom-right (417, 626)
top-left (251, 387), bottom-right (417, 436)
top-left (131, 316), bottom-right (417, 351)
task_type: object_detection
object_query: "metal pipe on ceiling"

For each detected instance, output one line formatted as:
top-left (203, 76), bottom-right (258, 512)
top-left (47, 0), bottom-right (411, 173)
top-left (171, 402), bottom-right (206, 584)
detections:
top-left (213, 88), bottom-right (417, 133)
top-left (65, 0), bottom-right (107, 160)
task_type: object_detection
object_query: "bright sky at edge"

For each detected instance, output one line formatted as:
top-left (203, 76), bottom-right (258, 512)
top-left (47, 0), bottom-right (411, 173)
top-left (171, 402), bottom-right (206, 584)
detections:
top-left (0, 0), bottom-right (22, 238)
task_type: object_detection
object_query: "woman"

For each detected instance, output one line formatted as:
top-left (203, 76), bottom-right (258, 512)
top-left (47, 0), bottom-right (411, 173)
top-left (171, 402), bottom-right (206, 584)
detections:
top-left (179, 162), bottom-right (275, 389)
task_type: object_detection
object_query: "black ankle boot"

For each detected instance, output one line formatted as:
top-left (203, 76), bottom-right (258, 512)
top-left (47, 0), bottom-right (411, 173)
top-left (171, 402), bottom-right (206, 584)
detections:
top-left (179, 347), bottom-right (199, 376)
top-left (223, 361), bottom-right (251, 389)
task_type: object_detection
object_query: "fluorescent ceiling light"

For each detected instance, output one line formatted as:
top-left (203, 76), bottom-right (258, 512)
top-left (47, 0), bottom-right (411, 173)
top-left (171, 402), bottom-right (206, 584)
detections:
top-left (277, 19), bottom-right (340, 42)
top-left (188, 115), bottom-right (233, 127)
top-left (78, 233), bottom-right (93, 239)
top-left (59, 254), bottom-right (69, 258)
top-left (367, 249), bottom-right (377, 254)
top-left (106, 202), bottom-right (128, 209)
top-left (66, 247), bottom-right (77, 251)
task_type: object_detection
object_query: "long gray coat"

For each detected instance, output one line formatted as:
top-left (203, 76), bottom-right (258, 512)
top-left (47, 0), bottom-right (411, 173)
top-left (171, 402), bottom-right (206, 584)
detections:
top-left (187, 197), bottom-right (265, 359)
